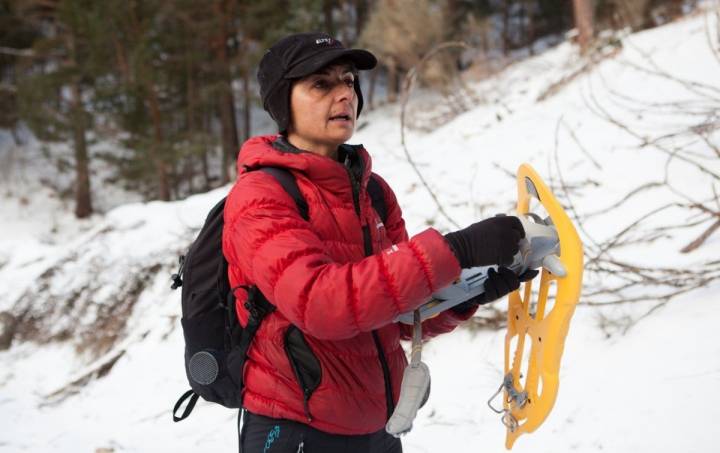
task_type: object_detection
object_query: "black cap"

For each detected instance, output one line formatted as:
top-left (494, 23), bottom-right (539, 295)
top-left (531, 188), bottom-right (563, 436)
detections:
top-left (258, 32), bottom-right (377, 133)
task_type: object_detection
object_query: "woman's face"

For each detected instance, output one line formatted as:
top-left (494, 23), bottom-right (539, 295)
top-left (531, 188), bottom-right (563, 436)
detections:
top-left (287, 63), bottom-right (358, 156)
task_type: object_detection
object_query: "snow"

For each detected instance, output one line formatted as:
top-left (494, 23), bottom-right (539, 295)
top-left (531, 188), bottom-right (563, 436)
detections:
top-left (2, 9), bottom-right (720, 453)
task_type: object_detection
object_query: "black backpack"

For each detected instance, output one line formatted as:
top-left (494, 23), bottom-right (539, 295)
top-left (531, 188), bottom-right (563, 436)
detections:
top-left (171, 167), bottom-right (388, 422)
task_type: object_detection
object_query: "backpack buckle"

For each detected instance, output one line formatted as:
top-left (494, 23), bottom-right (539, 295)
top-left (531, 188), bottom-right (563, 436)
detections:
top-left (170, 255), bottom-right (186, 290)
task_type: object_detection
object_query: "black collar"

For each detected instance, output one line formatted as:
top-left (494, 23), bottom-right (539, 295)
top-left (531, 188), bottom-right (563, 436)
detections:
top-left (269, 136), bottom-right (366, 183)
top-left (272, 136), bottom-right (363, 167)
top-left (272, 135), bottom-right (303, 154)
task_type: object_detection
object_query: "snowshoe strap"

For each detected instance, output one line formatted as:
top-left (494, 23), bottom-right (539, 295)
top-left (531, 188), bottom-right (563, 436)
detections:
top-left (385, 309), bottom-right (431, 437)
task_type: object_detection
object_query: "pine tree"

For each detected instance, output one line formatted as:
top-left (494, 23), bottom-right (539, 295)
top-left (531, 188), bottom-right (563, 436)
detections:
top-left (93, 1), bottom-right (193, 201)
top-left (0, 0), bottom-right (40, 134)
top-left (14, 0), bottom-right (107, 218)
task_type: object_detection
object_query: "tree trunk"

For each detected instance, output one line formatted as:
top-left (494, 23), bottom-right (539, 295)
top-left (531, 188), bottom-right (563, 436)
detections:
top-left (213, 0), bottom-right (239, 185)
top-left (66, 30), bottom-right (92, 219)
top-left (201, 104), bottom-right (212, 190)
top-left (572, 0), bottom-right (594, 53)
top-left (218, 80), bottom-right (238, 184)
top-left (502, 0), bottom-right (511, 56)
top-left (183, 156), bottom-right (194, 195)
top-left (323, 0), bottom-right (336, 36)
top-left (367, 66), bottom-right (378, 109)
top-left (127, 4), bottom-right (169, 200)
top-left (200, 147), bottom-right (212, 192)
top-left (446, 0), bottom-right (460, 37)
top-left (201, 147), bottom-right (211, 190)
top-left (481, 18), bottom-right (490, 55)
top-left (70, 80), bottom-right (92, 218)
top-left (387, 63), bottom-right (397, 103)
top-left (169, 164), bottom-right (179, 200)
top-left (524, 0), bottom-right (536, 55)
top-left (242, 66), bottom-right (251, 143)
top-left (145, 82), bottom-right (171, 201)
top-left (185, 28), bottom-right (198, 195)
top-left (354, 0), bottom-right (368, 40)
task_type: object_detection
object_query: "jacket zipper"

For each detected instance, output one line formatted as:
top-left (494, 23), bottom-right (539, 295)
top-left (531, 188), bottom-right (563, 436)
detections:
top-left (345, 155), bottom-right (396, 420)
top-left (284, 331), bottom-right (314, 422)
top-left (372, 330), bottom-right (395, 419)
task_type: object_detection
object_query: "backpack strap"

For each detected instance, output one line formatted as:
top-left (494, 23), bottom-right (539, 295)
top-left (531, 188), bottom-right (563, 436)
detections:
top-left (231, 285), bottom-right (275, 390)
top-left (258, 167), bottom-right (309, 221)
top-left (258, 166), bottom-right (387, 225)
top-left (172, 389), bottom-right (199, 422)
top-left (367, 175), bottom-right (388, 225)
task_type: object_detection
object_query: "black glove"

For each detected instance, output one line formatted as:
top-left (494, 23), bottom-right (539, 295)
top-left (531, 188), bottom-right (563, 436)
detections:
top-left (452, 267), bottom-right (539, 314)
top-left (444, 216), bottom-right (525, 269)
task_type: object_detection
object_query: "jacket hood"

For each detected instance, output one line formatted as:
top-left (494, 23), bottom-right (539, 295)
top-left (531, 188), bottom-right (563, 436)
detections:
top-left (236, 135), bottom-right (373, 195)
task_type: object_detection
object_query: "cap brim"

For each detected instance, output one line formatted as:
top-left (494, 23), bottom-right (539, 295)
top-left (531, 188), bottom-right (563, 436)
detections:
top-left (285, 48), bottom-right (377, 79)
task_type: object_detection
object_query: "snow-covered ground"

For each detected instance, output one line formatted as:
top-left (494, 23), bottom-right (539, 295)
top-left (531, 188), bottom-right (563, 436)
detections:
top-left (1, 8), bottom-right (719, 453)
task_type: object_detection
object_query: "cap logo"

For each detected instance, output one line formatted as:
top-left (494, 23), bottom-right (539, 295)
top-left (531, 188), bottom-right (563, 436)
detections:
top-left (315, 38), bottom-right (334, 45)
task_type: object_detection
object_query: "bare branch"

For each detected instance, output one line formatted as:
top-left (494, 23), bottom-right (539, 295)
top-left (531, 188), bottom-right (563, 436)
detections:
top-left (583, 82), bottom-right (720, 181)
top-left (583, 181), bottom-right (665, 218)
top-left (560, 119), bottom-right (602, 169)
top-left (696, 130), bottom-right (720, 159)
top-left (619, 37), bottom-right (720, 100)
top-left (552, 116), bottom-right (603, 255)
top-left (400, 41), bottom-right (472, 230)
top-left (537, 38), bottom-right (621, 102)
top-left (681, 219), bottom-right (720, 253)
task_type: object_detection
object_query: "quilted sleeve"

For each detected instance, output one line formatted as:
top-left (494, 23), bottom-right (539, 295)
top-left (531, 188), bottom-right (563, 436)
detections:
top-left (371, 174), bottom-right (478, 340)
top-left (222, 171), bottom-right (461, 340)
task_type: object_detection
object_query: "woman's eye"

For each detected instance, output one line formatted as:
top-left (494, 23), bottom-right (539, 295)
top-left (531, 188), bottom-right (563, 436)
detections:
top-left (313, 80), bottom-right (328, 89)
top-left (344, 78), bottom-right (355, 87)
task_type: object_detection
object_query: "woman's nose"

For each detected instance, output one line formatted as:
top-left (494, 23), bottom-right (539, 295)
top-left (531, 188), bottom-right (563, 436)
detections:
top-left (334, 81), bottom-right (355, 102)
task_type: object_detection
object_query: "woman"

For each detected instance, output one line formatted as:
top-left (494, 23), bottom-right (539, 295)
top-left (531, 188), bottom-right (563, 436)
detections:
top-left (223, 32), bottom-right (531, 453)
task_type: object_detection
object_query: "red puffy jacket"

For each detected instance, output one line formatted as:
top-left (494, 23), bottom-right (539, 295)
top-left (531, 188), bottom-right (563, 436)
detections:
top-left (222, 135), bottom-right (475, 435)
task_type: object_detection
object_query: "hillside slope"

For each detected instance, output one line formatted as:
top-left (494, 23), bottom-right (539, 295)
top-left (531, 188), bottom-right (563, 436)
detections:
top-left (1, 10), bottom-right (719, 453)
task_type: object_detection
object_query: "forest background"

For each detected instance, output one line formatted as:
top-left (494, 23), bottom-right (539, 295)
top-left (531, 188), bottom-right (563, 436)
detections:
top-left (0, 0), bottom-right (694, 217)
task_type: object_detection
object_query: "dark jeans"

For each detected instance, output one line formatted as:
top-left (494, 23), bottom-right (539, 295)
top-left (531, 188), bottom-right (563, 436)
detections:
top-left (238, 410), bottom-right (403, 453)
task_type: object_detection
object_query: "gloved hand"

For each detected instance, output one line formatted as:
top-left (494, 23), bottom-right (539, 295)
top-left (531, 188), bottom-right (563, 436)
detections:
top-left (444, 216), bottom-right (525, 269)
top-left (452, 267), bottom-right (539, 314)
